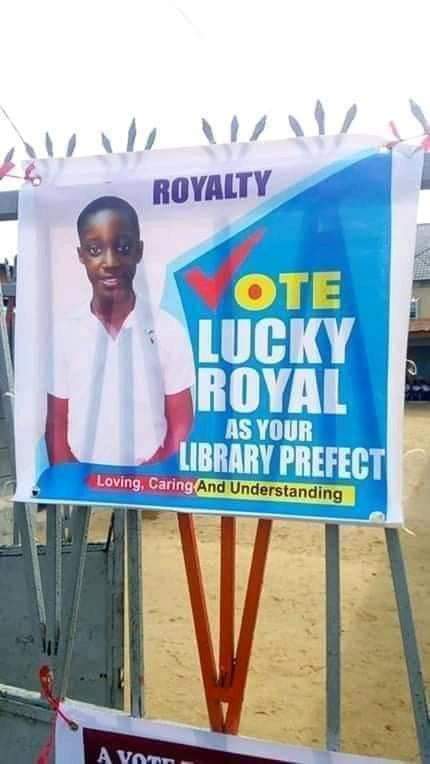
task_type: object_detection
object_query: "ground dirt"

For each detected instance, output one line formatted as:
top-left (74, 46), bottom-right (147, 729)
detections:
top-left (83, 403), bottom-right (430, 762)
top-left (3, 405), bottom-right (426, 761)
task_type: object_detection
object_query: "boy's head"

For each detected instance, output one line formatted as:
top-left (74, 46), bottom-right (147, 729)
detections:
top-left (77, 196), bottom-right (143, 302)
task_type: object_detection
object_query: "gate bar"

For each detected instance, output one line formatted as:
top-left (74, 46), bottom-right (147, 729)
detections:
top-left (325, 524), bottom-right (341, 751)
top-left (57, 506), bottom-right (91, 699)
top-left (127, 509), bottom-right (144, 718)
top-left (224, 518), bottom-right (272, 735)
top-left (385, 528), bottom-right (430, 762)
top-left (107, 510), bottom-right (126, 710)
top-left (179, 514), bottom-right (272, 734)
top-left (178, 513), bottom-right (225, 732)
top-left (219, 516), bottom-right (236, 688)
top-left (15, 501), bottom-right (47, 653)
top-left (46, 505), bottom-right (62, 658)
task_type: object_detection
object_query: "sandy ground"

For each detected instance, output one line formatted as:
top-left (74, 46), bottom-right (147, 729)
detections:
top-left (88, 404), bottom-right (430, 762)
top-left (2, 405), bottom-right (429, 761)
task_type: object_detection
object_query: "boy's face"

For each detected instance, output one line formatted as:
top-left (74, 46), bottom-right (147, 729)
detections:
top-left (78, 208), bottom-right (143, 301)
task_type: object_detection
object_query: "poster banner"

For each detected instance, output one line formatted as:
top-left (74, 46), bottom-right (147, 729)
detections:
top-left (55, 701), bottom-right (399, 763)
top-left (15, 136), bottom-right (423, 523)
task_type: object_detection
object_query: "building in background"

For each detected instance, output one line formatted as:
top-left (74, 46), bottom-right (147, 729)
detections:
top-left (408, 224), bottom-right (430, 392)
top-left (0, 258), bottom-right (15, 285)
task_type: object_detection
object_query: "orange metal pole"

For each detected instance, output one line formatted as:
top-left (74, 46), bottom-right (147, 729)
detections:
top-left (179, 513), bottom-right (272, 735)
top-left (219, 516), bottom-right (236, 688)
top-left (224, 518), bottom-right (273, 734)
top-left (177, 513), bottom-right (224, 732)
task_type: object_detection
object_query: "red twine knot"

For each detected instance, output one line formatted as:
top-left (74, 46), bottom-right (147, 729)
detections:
top-left (37, 665), bottom-right (78, 764)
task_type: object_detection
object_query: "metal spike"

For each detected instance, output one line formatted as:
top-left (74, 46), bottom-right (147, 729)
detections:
top-left (288, 115), bottom-right (304, 137)
top-left (314, 100), bottom-right (325, 135)
top-left (202, 118), bottom-right (216, 144)
top-left (3, 147), bottom-right (14, 163)
top-left (66, 134), bottom-right (77, 157)
top-left (24, 142), bottom-right (36, 159)
top-left (127, 118), bottom-right (137, 152)
top-left (230, 115), bottom-right (239, 143)
top-left (249, 115), bottom-right (267, 141)
top-left (389, 120), bottom-right (401, 141)
top-left (409, 99), bottom-right (430, 134)
top-left (340, 104), bottom-right (358, 134)
top-left (144, 128), bottom-right (157, 150)
top-left (45, 133), bottom-right (54, 157)
top-left (101, 133), bottom-right (113, 154)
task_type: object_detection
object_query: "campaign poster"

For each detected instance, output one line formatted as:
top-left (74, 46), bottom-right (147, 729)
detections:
top-left (55, 701), bottom-right (399, 763)
top-left (14, 136), bottom-right (423, 523)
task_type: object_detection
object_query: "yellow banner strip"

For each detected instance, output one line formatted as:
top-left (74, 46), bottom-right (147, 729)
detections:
top-left (195, 479), bottom-right (355, 507)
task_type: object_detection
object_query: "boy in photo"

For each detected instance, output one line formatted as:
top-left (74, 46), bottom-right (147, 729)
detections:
top-left (46, 196), bottom-right (194, 467)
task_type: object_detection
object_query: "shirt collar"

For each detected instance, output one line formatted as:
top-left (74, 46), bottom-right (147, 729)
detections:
top-left (80, 293), bottom-right (149, 335)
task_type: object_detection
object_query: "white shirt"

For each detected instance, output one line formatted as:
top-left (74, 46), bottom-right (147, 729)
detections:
top-left (48, 296), bottom-right (195, 466)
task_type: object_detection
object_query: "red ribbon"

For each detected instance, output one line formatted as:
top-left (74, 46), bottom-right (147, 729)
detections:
top-left (37, 665), bottom-right (78, 764)
top-left (24, 161), bottom-right (36, 181)
top-left (0, 159), bottom-right (41, 184)
top-left (0, 160), bottom-right (15, 180)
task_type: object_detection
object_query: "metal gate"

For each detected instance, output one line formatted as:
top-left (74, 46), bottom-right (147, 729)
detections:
top-left (0, 234), bottom-right (144, 759)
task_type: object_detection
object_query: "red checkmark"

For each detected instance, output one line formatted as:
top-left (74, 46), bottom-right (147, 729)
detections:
top-left (185, 228), bottom-right (265, 310)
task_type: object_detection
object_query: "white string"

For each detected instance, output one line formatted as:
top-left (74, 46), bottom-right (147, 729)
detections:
top-left (404, 448), bottom-right (425, 458)
top-left (0, 103), bottom-right (27, 146)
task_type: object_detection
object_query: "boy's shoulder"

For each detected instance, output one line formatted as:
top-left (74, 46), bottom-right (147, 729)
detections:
top-left (154, 307), bottom-right (182, 328)
top-left (52, 303), bottom-right (94, 341)
top-left (153, 308), bottom-right (188, 340)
